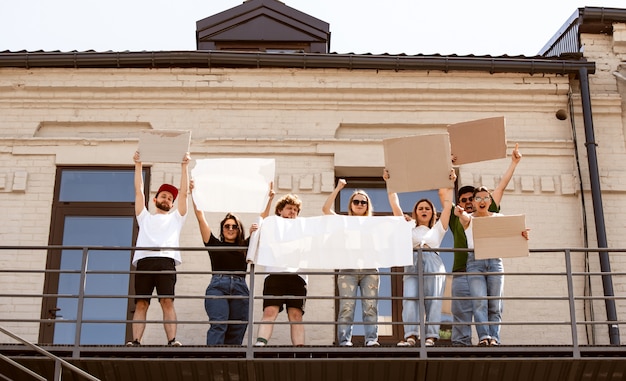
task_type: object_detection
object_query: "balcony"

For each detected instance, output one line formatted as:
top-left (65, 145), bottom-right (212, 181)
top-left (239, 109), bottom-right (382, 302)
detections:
top-left (1, 245), bottom-right (625, 381)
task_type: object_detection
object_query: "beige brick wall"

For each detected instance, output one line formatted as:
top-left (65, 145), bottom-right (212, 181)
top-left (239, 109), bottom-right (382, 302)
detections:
top-left (1, 37), bottom-right (626, 345)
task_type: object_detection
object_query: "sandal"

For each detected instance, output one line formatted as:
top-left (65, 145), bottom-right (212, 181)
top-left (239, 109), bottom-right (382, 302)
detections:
top-left (478, 339), bottom-right (489, 347)
top-left (425, 338), bottom-right (436, 347)
top-left (489, 339), bottom-right (499, 346)
top-left (397, 335), bottom-right (417, 347)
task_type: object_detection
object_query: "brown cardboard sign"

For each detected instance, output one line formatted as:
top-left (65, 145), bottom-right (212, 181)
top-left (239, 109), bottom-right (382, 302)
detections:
top-left (138, 130), bottom-right (191, 163)
top-left (473, 214), bottom-right (528, 260)
top-left (383, 133), bottom-right (453, 193)
top-left (447, 117), bottom-right (507, 165)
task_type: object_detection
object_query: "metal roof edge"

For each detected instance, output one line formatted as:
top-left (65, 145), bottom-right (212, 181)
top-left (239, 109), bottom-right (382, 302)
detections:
top-left (0, 50), bottom-right (594, 75)
top-left (539, 6), bottom-right (626, 56)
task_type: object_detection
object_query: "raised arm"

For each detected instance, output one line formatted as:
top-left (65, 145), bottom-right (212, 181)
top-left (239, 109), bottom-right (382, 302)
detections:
top-left (437, 169), bottom-right (457, 230)
top-left (383, 169), bottom-right (404, 217)
top-left (190, 180), bottom-right (211, 243)
top-left (134, 151), bottom-right (145, 216)
top-left (491, 143), bottom-right (521, 206)
top-left (177, 152), bottom-right (190, 217)
top-left (322, 179), bottom-right (346, 215)
top-left (260, 181), bottom-right (276, 219)
top-left (454, 205), bottom-right (471, 229)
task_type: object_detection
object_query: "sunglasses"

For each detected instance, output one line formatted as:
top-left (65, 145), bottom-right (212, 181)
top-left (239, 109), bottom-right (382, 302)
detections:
top-left (460, 197), bottom-right (473, 203)
top-left (223, 224), bottom-right (239, 230)
top-left (474, 196), bottom-right (491, 203)
top-left (352, 199), bottom-right (368, 206)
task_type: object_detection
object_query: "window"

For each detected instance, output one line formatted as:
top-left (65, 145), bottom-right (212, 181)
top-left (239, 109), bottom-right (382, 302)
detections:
top-left (40, 167), bottom-right (148, 345)
top-left (334, 177), bottom-right (453, 344)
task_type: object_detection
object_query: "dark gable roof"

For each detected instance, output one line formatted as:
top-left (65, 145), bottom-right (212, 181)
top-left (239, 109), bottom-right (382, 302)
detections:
top-left (196, 0), bottom-right (330, 53)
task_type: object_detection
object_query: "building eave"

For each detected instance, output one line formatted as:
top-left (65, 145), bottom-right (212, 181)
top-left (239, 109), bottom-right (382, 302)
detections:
top-left (0, 50), bottom-right (594, 75)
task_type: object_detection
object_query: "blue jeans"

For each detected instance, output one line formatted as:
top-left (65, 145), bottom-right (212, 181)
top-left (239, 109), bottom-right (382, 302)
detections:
top-left (451, 274), bottom-right (473, 346)
top-left (402, 251), bottom-right (445, 339)
top-left (467, 254), bottom-right (504, 343)
top-left (337, 270), bottom-right (379, 345)
top-left (204, 274), bottom-right (250, 345)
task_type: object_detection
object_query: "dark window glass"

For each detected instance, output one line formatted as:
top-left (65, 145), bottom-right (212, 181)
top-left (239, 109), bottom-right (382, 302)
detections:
top-left (54, 216), bottom-right (133, 345)
top-left (59, 170), bottom-right (136, 202)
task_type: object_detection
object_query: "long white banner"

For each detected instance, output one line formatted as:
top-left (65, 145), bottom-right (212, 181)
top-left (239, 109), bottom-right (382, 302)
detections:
top-left (247, 215), bottom-right (414, 269)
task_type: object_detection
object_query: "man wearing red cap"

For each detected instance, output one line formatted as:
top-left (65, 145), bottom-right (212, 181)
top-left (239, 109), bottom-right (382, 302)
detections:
top-left (127, 150), bottom-right (190, 347)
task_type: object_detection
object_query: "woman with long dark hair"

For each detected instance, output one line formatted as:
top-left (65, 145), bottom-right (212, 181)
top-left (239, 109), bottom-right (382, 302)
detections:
top-left (384, 169), bottom-right (456, 347)
top-left (190, 180), bottom-right (273, 345)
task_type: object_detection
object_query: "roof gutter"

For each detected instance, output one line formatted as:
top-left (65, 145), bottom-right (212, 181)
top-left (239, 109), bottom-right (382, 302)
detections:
top-left (0, 50), bottom-right (595, 75)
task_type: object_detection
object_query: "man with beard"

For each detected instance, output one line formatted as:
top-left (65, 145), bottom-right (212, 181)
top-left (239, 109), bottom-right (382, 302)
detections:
top-left (127, 150), bottom-right (189, 347)
top-left (445, 144), bottom-right (521, 346)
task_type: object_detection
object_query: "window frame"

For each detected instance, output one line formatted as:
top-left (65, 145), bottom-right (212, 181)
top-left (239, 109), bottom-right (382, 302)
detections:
top-left (39, 166), bottom-right (149, 344)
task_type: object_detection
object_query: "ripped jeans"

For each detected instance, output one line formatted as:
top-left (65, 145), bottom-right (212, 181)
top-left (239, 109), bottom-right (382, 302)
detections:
top-left (336, 269), bottom-right (380, 345)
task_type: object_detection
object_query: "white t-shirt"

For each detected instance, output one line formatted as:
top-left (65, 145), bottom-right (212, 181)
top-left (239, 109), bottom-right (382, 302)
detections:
top-left (412, 220), bottom-right (447, 249)
top-left (133, 208), bottom-right (187, 266)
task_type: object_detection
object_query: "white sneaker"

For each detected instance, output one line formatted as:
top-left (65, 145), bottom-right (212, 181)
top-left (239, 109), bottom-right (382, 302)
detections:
top-left (254, 341), bottom-right (266, 346)
top-left (365, 340), bottom-right (380, 347)
top-left (339, 341), bottom-right (353, 347)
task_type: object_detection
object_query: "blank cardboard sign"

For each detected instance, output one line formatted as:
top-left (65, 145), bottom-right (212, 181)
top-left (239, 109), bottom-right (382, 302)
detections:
top-left (191, 158), bottom-right (275, 213)
top-left (138, 130), bottom-right (191, 163)
top-left (473, 214), bottom-right (529, 260)
top-left (383, 133), bottom-right (453, 193)
top-left (447, 117), bottom-right (507, 165)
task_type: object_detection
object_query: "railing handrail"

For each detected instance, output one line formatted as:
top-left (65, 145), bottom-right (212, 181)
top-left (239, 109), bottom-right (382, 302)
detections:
top-left (0, 325), bottom-right (101, 381)
top-left (1, 244), bottom-right (624, 360)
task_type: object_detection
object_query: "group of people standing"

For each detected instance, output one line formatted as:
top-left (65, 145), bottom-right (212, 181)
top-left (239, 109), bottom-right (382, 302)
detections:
top-left (126, 144), bottom-right (526, 347)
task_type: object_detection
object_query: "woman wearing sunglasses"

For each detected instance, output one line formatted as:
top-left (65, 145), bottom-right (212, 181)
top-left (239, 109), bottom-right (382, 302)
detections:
top-left (455, 186), bottom-right (529, 347)
top-left (384, 168), bottom-right (456, 347)
top-left (322, 179), bottom-right (380, 347)
top-left (190, 180), bottom-right (274, 345)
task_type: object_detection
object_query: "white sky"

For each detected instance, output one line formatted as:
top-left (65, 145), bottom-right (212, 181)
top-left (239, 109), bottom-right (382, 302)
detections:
top-left (1, 0), bottom-right (625, 56)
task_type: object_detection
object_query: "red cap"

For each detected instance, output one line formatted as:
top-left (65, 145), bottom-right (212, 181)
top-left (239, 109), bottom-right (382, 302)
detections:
top-left (157, 183), bottom-right (178, 201)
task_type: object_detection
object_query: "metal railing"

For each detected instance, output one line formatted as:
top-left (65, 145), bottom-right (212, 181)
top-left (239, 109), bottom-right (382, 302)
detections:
top-left (0, 326), bottom-right (101, 381)
top-left (0, 245), bottom-right (624, 363)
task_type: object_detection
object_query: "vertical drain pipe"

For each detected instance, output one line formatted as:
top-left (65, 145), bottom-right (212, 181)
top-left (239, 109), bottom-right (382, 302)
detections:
top-left (578, 66), bottom-right (620, 345)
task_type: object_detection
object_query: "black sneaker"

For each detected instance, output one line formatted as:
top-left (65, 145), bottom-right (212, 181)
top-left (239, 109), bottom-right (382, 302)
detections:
top-left (126, 340), bottom-right (141, 347)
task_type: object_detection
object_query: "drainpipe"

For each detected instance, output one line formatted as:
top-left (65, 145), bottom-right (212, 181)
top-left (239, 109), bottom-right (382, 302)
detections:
top-left (578, 66), bottom-right (620, 345)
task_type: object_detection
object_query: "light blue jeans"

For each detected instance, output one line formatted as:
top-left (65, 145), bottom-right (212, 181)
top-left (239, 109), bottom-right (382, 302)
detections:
top-left (337, 270), bottom-right (379, 345)
top-left (204, 274), bottom-right (249, 345)
top-left (451, 274), bottom-right (473, 346)
top-left (402, 251), bottom-right (446, 339)
top-left (467, 253), bottom-right (504, 343)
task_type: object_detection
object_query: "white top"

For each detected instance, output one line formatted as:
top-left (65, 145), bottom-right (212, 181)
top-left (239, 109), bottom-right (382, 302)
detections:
top-left (412, 220), bottom-right (447, 249)
top-left (133, 208), bottom-right (187, 266)
top-left (465, 213), bottom-right (503, 249)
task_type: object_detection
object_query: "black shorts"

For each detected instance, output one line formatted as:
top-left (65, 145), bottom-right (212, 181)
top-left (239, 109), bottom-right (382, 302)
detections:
top-left (134, 257), bottom-right (176, 304)
top-left (262, 274), bottom-right (307, 314)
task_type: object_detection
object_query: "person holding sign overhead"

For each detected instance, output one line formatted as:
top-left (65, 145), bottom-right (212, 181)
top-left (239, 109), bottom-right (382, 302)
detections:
top-left (384, 168), bottom-right (456, 347)
top-left (254, 193), bottom-right (308, 347)
top-left (454, 186), bottom-right (529, 347)
top-left (322, 180), bottom-right (380, 347)
top-left (445, 143), bottom-right (522, 346)
top-left (190, 180), bottom-right (274, 346)
top-left (127, 150), bottom-right (189, 347)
